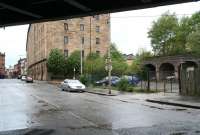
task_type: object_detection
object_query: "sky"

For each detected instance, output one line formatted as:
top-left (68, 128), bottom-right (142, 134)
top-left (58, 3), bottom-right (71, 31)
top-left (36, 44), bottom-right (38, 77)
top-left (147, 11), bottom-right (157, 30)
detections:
top-left (0, 1), bottom-right (200, 67)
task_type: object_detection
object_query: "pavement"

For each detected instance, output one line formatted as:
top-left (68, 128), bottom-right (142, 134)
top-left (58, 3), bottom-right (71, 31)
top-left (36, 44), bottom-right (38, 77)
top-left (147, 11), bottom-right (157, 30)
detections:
top-left (146, 94), bottom-right (200, 109)
top-left (1, 79), bottom-right (200, 135)
top-left (86, 87), bottom-right (120, 96)
top-left (86, 86), bottom-right (200, 109)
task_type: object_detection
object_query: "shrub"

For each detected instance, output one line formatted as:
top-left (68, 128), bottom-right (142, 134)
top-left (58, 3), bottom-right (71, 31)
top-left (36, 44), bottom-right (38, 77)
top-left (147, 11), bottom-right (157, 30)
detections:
top-left (80, 75), bottom-right (89, 86)
top-left (127, 86), bottom-right (134, 92)
top-left (117, 78), bottom-right (129, 91)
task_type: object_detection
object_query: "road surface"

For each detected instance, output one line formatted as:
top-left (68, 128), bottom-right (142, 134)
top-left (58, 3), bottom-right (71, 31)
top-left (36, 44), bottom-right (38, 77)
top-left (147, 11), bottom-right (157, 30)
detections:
top-left (0, 79), bottom-right (200, 135)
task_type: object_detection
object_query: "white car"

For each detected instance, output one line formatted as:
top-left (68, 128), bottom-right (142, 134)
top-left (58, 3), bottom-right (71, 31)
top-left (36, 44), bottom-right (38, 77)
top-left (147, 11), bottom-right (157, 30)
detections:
top-left (21, 75), bottom-right (26, 81)
top-left (61, 79), bottom-right (86, 92)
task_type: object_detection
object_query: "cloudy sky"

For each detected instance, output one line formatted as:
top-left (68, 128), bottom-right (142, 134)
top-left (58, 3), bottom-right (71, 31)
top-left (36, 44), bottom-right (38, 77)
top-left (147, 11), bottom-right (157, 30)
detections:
top-left (0, 1), bottom-right (200, 67)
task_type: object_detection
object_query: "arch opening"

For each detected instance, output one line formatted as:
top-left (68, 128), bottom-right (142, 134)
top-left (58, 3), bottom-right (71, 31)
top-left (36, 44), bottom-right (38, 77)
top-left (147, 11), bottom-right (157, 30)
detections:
top-left (144, 64), bottom-right (156, 79)
top-left (159, 63), bottom-right (175, 80)
top-left (182, 61), bottom-right (198, 69)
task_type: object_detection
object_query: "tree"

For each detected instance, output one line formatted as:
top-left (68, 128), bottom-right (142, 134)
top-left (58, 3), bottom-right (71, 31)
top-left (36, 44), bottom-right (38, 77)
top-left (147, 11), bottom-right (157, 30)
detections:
top-left (188, 12), bottom-right (200, 32)
top-left (110, 43), bottom-right (125, 61)
top-left (186, 29), bottom-right (200, 55)
top-left (148, 11), bottom-right (200, 56)
top-left (135, 48), bottom-right (153, 61)
top-left (47, 49), bottom-right (65, 75)
top-left (126, 48), bottom-right (152, 75)
top-left (84, 53), bottom-right (106, 81)
top-left (174, 17), bottom-right (191, 54)
top-left (109, 43), bottom-right (128, 76)
top-left (148, 12), bottom-right (179, 56)
top-left (126, 61), bottom-right (141, 75)
top-left (112, 60), bottom-right (128, 76)
top-left (65, 51), bottom-right (81, 77)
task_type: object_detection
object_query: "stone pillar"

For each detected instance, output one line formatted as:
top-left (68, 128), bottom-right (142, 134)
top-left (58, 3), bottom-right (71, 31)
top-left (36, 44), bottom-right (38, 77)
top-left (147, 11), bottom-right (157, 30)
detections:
top-left (174, 64), bottom-right (179, 80)
top-left (156, 64), bottom-right (160, 81)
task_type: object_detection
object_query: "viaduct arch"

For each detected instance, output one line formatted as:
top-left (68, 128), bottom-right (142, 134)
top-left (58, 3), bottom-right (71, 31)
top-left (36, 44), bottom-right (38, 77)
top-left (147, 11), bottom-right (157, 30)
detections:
top-left (142, 55), bottom-right (200, 81)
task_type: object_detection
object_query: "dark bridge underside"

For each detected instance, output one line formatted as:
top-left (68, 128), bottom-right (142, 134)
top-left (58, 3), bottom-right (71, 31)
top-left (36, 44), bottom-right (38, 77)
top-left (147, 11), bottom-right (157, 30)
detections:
top-left (0, 0), bottom-right (196, 27)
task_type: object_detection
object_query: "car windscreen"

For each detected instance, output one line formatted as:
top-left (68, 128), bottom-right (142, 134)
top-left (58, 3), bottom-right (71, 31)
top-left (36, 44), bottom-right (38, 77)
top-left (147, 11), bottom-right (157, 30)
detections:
top-left (67, 80), bottom-right (80, 84)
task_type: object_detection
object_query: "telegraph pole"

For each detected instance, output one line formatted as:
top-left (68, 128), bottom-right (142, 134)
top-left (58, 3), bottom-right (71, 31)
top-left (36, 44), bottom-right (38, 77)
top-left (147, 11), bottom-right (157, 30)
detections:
top-left (73, 68), bottom-right (76, 79)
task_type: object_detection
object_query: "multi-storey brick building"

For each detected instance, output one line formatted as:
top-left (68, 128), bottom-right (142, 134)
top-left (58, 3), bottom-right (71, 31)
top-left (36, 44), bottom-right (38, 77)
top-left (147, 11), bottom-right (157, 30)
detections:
top-left (0, 52), bottom-right (5, 79)
top-left (13, 58), bottom-right (27, 78)
top-left (26, 14), bottom-right (110, 80)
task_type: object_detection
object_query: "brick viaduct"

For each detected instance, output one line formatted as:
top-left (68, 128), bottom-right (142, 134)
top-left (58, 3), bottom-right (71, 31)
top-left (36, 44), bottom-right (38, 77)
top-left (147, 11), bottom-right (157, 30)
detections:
top-left (142, 55), bottom-right (200, 80)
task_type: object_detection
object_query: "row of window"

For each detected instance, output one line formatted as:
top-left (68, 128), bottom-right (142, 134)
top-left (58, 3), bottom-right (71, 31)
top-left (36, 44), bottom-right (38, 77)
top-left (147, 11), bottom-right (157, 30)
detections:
top-left (64, 50), bottom-right (100, 58)
top-left (64, 23), bottom-right (101, 33)
top-left (64, 36), bottom-right (100, 45)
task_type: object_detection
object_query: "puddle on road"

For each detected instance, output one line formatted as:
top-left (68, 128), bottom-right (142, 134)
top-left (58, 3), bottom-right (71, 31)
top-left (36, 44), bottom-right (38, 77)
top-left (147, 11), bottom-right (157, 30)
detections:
top-left (172, 108), bottom-right (187, 111)
top-left (34, 107), bottom-right (61, 117)
top-left (170, 132), bottom-right (187, 135)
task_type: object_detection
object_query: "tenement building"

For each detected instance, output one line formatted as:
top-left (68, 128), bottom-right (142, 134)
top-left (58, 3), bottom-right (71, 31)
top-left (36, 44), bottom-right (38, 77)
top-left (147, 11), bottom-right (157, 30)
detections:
top-left (0, 52), bottom-right (5, 79)
top-left (26, 14), bottom-right (110, 80)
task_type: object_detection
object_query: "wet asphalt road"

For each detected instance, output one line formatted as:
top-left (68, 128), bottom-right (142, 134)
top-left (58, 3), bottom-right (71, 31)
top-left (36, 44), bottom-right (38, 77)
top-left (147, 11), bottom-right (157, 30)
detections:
top-left (1, 79), bottom-right (200, 135)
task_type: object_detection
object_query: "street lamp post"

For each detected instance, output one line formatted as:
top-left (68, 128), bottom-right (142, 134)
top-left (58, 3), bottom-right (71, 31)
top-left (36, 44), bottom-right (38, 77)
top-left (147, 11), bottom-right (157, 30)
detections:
top-left (73, 68), bottom-right (76, 79)
top-left (80, 43), bottom-right (83, 75)
top-left (106, 47), bottom-right (112, 94)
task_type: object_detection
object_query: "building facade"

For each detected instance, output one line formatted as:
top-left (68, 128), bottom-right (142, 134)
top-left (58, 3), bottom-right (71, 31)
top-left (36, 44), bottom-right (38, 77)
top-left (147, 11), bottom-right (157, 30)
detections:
top-left (6, 66), bottom-right (14, 79)
top-left (0, 52), bottom-right (5, 79)
top-left (123, 54), bottom-right (135, 65)
top-left (19, 58), bottom-right (27, 76)
top-left (13, 58), bottom-right (27, 77)
top-left (26, 14), bottom-right (110, 80)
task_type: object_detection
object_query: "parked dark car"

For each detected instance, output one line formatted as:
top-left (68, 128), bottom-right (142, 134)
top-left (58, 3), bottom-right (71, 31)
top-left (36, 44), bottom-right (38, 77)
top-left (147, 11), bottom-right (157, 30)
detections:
top-left (123, 75), bottom-right (140, 85)
top-left (17, 75), bottom-right (21, 79)
top-left (95, 76), bottom-right (120, 86)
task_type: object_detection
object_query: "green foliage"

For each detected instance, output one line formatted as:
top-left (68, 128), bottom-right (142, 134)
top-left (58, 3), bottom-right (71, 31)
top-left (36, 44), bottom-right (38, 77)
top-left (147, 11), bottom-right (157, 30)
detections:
top-left (112, 60), bottom-right (128, 76)
top-left (80, 75), bottom-right (89, 86)
top-left (127, 86), bottom-right (134, 92)
top-left (126, 61), bottom-right (140, 75)
top-left (186, 29), bottom-right (200, 55)
top-left (110, 43), bottom-right (125, 61)
top-left (148, 12), bottom-right (179, 56)
top-left (126, 48), bottom-right (152, 75)
top-left (148, 11), bottom-right (200, 56)
top-left (117, 78), bottom-right (135, 92)
top-left (84, 53), bottom-right (106, 81)
top-left (175, 17), bottom-right (190, 54)
top-left (65, 51), bottom-right (81, 77)
top-left (110, 43), bottom-right (128, 76)
top-left (47, 49), bottom-right (65, 75)
top-left (135, 48), bottom-right (153, 61)
top-left (189, 12), bottom-right (200, 32)
top-left (117, 78), bottom-right (129, 91)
